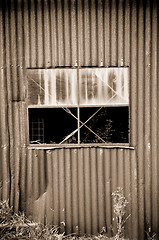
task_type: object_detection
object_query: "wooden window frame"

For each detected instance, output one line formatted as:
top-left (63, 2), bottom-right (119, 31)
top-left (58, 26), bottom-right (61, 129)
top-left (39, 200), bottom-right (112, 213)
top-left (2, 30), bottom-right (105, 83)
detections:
top-left (27, 67), bottom-right (130, 147)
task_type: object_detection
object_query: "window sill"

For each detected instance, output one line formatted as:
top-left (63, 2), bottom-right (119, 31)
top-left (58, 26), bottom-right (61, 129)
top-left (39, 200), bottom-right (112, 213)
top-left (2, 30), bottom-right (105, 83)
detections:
top-left (27, 143), bottom-right (135, 150)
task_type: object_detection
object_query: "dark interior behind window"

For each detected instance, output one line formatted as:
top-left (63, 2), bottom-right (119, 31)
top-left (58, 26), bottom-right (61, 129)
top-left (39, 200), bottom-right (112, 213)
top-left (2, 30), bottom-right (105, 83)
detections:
top-left (29, 108), bottom-right (77, 144)
top-left (80, 107), bottom-right (129, 143)
top-left (29, 107), bottom-right (129, 144)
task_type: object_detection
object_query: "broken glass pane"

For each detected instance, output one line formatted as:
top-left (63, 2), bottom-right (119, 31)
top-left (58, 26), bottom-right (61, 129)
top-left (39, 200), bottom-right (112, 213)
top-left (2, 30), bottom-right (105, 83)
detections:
top-left (80, 107), bottom-right (129, 143)
top-left (27, 69), bottom-right (44, 105)
top-left (29, 108), bottom-right (78, 144)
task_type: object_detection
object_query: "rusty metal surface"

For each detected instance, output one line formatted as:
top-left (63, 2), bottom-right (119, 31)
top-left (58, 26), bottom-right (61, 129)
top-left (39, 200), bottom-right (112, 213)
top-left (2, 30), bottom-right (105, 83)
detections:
top-left (22, 0), bottom-right (131, 68)
top-left (19, 147), bottom-right (137, 237)
top-left (0, 1), bottom-right (159, 239)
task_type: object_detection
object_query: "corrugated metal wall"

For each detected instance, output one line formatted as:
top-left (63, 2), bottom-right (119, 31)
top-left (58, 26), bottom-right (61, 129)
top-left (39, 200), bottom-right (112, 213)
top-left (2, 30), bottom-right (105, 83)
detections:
top-left (0, 0), bottom-right (159, 239)
top-left (21, 148), bottom-right (137, 238)
top-left (23, 0), bottom-right (131, 68)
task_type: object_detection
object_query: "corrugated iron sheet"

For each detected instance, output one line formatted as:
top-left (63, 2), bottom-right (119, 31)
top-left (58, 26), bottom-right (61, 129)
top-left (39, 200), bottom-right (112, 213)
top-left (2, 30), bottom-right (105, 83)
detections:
top-left (22, 0), bottom-right (131, 68)
top-left (19, 148), bottom-right (137, 238)
top-left (0, 0), bottom-right (159, 239)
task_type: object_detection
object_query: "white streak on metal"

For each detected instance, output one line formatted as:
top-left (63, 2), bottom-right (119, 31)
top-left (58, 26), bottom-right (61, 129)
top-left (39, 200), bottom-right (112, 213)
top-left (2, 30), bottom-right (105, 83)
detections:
top-left (51, 69), bottom-right (56, 104)
top-left (44, 70), bottom-right (49, 104)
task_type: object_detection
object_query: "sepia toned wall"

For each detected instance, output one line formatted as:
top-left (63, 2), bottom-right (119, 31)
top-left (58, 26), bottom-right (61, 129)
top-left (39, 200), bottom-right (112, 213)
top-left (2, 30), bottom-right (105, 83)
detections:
top-left (0, 0), bottom-right (159, 239)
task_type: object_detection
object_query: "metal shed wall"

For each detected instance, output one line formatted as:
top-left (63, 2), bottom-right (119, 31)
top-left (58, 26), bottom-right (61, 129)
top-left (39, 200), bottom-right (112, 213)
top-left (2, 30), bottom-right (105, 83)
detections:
top-left (0, 0), bottom-right (159, 239)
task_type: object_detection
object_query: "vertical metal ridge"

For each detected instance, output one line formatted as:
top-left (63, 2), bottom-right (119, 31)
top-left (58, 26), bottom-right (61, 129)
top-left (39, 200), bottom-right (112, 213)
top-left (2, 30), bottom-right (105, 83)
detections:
top-left (77, 0), bottom-right (84, 66)
top-left (124, 0), bottom-right (130, 66)
top-left (57, 0), bottom-right (64, 66)
top-left (117, 0), bottom-right (124, 66)
top-left (58, 149), bottom-right (65, 229)
top-left (45, 151), bottom-right (53, 225)
top-left (1, 147), bottom-right (10, 201)
top-left (130, 150), bottom-right (138, 239)
top-left (110, 149), bottom-right (117, 232)
top-left (39, 150), bottom-right (47, 195)
top-left (97, 0), bottom-right (104, 66)
top-left (70, 0), bottom-right (77, 67)
top-left (137, 1), bottom-right (145, 237)
top-left (65, 148), bottom-right (72, 233)
top-left (90, 148), bottom-right (98, 234)
top-left (157, 0), bottom-right (159, 231)
top-left (10, 0), bottom-right (19, 100)
top-left (78, 148), bottom-right (85, 234)
top-left (71, 149), bottom-right (79, 233)
top-left (130, 0), bottom-right (138, 146)
top-left (9, 103), bottom-right (20, 211)
top-left (0, 13), bottom-right (10, 200)
top-left (123, 150), bottom-right (131, 238)
top-left (30, 0), bottom-right (37, 67)
top-left (33, 150), bottom-right (40, 201)
top-left (111, 149), bottom-right (117, 193)
top-left (104, 0), bottom-right (111, 66)
top-left (23, 0), bottom-right (30, 68)
top-left (52, 150), bottom-right (60, 226)
top-left (110, 0), bottom-right (117, 66)
top-left (90, 0), bottom-right (97, 66)
top-left (97, 148), bottom-right (105, 232)
top-left (117, 149), bottom-right (124, 188)
top-left (0, 70), bottom-right (9, 147)
top-left (83, 0), bottom-right (91, 66)
top-left (50, 0), bottom-right (57, 67)
top-left (83, 148), bottom-right (92, 233)
top-left (17, 0), bottom-right (25, 100)
top-left (37, 0), bottom-right (44, 67)
top-left (144, 0), bottom-right (152, 230)
top-left (12, 103), bottom-right (21, 212)
top-left (20, 146), bottom-right (27, 212)
top-left (26, 149), bottom-right (33, 218)
top-left (0, 6), bottom-right (9, 189)
top-left (63, 0), bottom-right (71, 66)
top-left (151, 0), bottom-right (159, 231)
top-left (44, 0), bottom-right (51, 68)
top-left (104, 149), bottom-right (112, 236)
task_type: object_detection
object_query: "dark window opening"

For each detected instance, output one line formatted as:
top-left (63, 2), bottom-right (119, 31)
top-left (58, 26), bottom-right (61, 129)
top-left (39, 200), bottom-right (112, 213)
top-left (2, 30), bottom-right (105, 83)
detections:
top-left (29, 107), bottom-right (129, 144)
top-left (29, 108), bottom-right (77, 144)
top-left (80, 107), bottom-right (129, 143)
top-left (30, 118), bottom-right (44, 143)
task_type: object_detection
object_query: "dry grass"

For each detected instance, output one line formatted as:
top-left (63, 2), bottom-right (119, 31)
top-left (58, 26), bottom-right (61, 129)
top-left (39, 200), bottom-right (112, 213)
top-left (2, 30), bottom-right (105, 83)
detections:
top-left (0, 200), bottom-right (60, 239)
top-left (0, 200), bottom-right (118, 240)
top-left (0, 190), bottom-right (157, 239)
top-left (0, 187), bottom-right (134, 239)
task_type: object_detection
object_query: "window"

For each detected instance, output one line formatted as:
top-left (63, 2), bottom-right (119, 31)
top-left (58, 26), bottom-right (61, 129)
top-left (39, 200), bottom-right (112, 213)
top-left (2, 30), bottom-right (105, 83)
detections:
top-left (27, 68), bottom-right (129, 145)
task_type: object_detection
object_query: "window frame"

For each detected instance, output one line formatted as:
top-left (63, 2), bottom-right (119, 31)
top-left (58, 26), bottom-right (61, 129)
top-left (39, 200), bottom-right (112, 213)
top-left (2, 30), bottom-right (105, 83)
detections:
top-left (27, 67), bottom-right (130, 148)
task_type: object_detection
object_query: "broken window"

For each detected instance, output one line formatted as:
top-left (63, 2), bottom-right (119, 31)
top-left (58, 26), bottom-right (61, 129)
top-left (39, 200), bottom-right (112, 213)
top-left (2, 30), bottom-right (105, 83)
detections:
top-left (27, 68), bottom-right (129, 145)
top-left (29, 108), bottom-right (78, 144)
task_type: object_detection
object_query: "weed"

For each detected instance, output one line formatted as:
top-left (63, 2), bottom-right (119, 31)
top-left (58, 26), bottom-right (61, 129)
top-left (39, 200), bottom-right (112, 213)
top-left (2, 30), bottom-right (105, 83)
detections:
top-left (145, 227), bottom-right (157, 240)
top-left (112, 188), bottom-right (130, 240)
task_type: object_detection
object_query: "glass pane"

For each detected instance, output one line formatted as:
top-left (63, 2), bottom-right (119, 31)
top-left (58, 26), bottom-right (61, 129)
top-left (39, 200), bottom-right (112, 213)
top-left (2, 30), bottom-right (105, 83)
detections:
top-left (29, 118), bottom-right (44, 143)
top-left (80, 107), bottom-right (129, 143)
top-left (27, 69), bottom-right (78, 106)
top-left (29, 108), bottom-right (78, 144)
top-left (27, 69), bottom-right (44, 105)
top-left (79, 68), bottom-right (129, 106)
